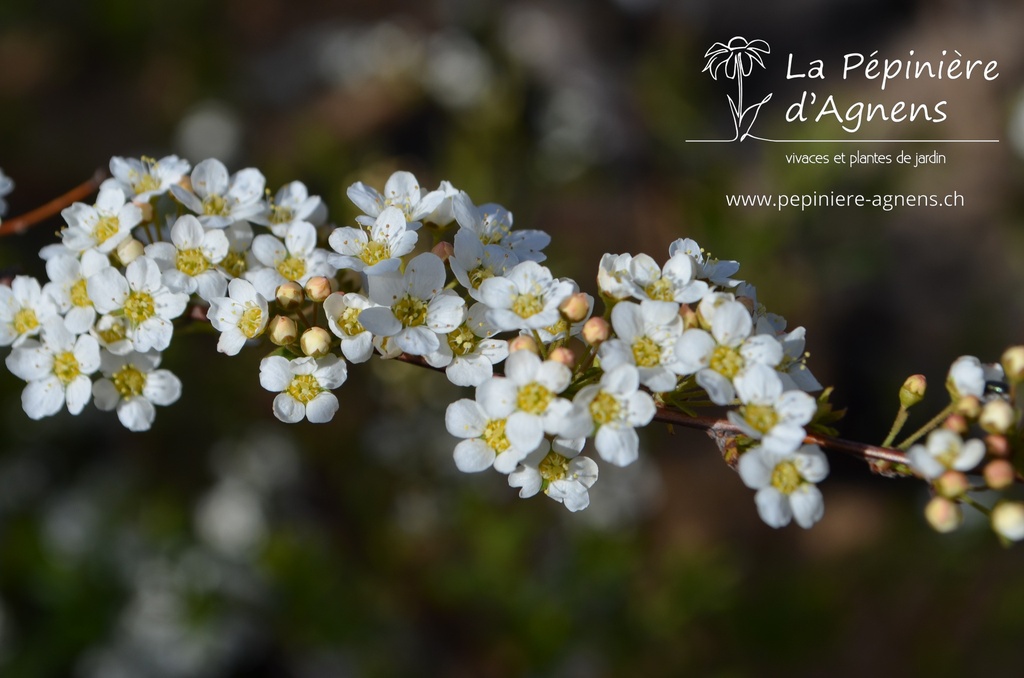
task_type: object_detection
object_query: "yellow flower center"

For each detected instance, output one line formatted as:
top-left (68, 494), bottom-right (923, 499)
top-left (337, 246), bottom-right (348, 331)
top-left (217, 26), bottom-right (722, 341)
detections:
top-left (93, 216), bottom-right (121, 244)
top-left (202, 194), bottom-right (229, 216)
top-left (393, 295), bottom-right (428, 327)
top-left (96, 318), bottom-right (128, 344)
top-left (360, 240), bottom-right (390, 266)
top-left (338, 307), bottom-right (365, 336)
top-left (539, 451), bottom-right (569, 484)
top-left (644, 278), bottom-right (674, 302)
top-left (936, 443), bottom-right (960, 469)
top-left (512, 293), bottom-right (543, 319)
top-left (545, 318), bottom-right (568, 340)
top-left (238, 306), bottom-right (264, 339)
top-left (447, 325), bottom-right (477, 356)
top-left (123, 291), bottom-right (156, 325)
top-left (483, 419), bottom-right (511, 454)
top-left (269, 203), bottom-right (294, 225)
top-left (176, 248), bottom-right (209, 277)
top-left (770, 461), bottom-right (802, 495)
top-left (70, 279), bottom-right (91, 307)
top-left (469, 266), bottom-right (494, 289)
top-left (709, 345), bottom-right (744, 380)
top-left (52, 351), bottom-right (81, 386)
top-left (632, 336), bottom-right (661, 367)
top-left (287, 373), bottom-right (321, 404)
top-left (13, 308), bottom-right (39, 335)
top-left (112, 364), bottom-right (146, 398)
top-left (134, 173), bottom-right (161, 195)
top-left (517, 382), bottom-right (552, 415)
top-left (743, 404), bottom-right (779, 434)
top-left (277, 256), bottom-right (306, 282)
top-left (589, 390), bottom-right (621, 426)
top-left (221, 251), bottom-right (247, 278)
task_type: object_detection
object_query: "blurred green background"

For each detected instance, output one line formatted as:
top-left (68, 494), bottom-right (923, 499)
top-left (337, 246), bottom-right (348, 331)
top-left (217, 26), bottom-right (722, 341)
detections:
top-left (1, 0), bottom-right (1024, 676)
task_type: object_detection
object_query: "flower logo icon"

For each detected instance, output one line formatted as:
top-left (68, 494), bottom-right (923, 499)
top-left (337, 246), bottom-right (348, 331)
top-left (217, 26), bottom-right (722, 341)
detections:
top-left (702, 37), bottom-right (773, 141)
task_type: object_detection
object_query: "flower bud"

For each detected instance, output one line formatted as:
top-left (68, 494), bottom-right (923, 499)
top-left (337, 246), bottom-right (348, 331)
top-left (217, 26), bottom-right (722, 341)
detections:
top-left (979, 399), bottom-right (1016, 435)
top-left (679, 304), bottom-right (699, 330)
top-left (115, 237), bottom-right (145, 266)
top-left (549, 347), bottom-right (576, 369)
top-left (559, 293), bottom-right (590, 323)
top-left (304, 276), bottom-right (332, 303)
top-left (942, 413), bottom-right (969, 435)
top-left (300, 327), bottom-right (332, 358)
top-left (581, 317), bottom-right (610, 346)
top-left (275, 281), bottom-right (304, 310)
top-left (983, 459), bottom-right (1016, 490)
top-left (430, 241), bottom-right (454, 262)
top-left (985, 434), bottom-right (1010, 458)
top-left (934, 470), bottom-right (969, 498)
top-left (924, 496), bottom-right (962, 534)
top-left (1002, 346), bottom-right (1024, 383)
top-left (268, 315), bottom-right (298, 346)
top-left (992, 501), bottom-right (1024, 541)
top-left (135, 200), bottom-right (154, 222)
top-left (899, 374), bottom-right (926, 408)
top-left (507, 335), bottom-right (539, 355)
top-left (954, 395), bottom-right (981, 419)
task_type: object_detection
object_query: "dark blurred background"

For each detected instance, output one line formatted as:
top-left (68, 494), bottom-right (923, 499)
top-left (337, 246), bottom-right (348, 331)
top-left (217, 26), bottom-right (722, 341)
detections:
top-left (1, 0), bottom-right (1023, 676)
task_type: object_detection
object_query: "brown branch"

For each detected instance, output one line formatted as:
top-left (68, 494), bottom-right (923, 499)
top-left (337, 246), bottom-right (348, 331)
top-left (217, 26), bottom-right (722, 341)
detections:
top-left (0, 168), bottom-right (107, 237)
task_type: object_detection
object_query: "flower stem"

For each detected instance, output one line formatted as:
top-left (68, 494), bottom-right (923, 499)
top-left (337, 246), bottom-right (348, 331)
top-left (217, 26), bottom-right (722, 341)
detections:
top-left (897, 403), bottom-right (956, 451)
top-left (0, 168), bottom-right (107, 237)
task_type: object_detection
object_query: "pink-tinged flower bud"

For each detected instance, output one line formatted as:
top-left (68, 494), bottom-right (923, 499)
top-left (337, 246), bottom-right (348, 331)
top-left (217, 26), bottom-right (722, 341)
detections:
top-left (581, 317), bottom-right (610, 346)
top-left (899, 374), bottom-right (927, 409)
top-left (935, 470), bottom-right (969, 498)
top-left (983, 459), bottom-right (1016, 490)
top-left (954, 395), bottom-right (981, 419)
top-left (549, 347), bottom-right (576, 369)
top-left (275, 281), bottom-right (304, 310)
top-left (430, 241), bottom-right (454, 262)
top-left (1002, 346), bottom-right (1024, 383)
top-left (679, 304), bottom-right (699, 330)
top-left (992, 501), bottom-right (1024, 541)
top-left (979, 399), bottom-right (1016, 435)
top-left (942, 413), bottom-right (968, 435)
top-left (559, 293), bottom-right (590, 323)
top-left (507, 335), bottom-right (539, 355)
top-left (924, 496), bottom-right (962, 534)
top-left (115, 237), bottom-right (145, 266)
top-left (135, 200), bottom-right (154, 222)
top-left (300, 327), bottom-right (332, 358)
top-left (268, 315), bottom-right (298, 346)
top-left (304, 276), bottom-right (332, 303)
top-left (985, 434), bottom-right (1010, 458)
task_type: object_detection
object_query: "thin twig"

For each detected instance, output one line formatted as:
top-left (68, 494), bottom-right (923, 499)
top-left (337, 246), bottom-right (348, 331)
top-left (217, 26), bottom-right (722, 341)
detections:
top-left (0, 168), bottom-right (107, 237)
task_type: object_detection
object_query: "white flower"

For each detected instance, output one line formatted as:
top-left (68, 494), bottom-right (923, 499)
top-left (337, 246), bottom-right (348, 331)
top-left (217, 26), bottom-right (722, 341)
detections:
top-left (358, 252), bottom-right (465, 356)
top-left (145, 215), bottom-right (229, 301)
top-left (244, 221), bottom-right (335, 300)
top-left (251, 181), bottom-right (325, 236)
top-left (738, 444), bottom-right (829, 528)
top-left (728, 365), bottom-right (815, 453)
top-left (102, 155), bottom-right (191, 202)
top-left (446, 387), bottom-right (532, 474)
top-left (258, 354), bottom-right (347, 423)
top-left (674, 296), bottom-right (782, 405)
top-left (87, 256), bottom-right (189, 352)
top-left (425, 302), bottom-right (508, 387)
top-left (478, 260), bottom-right (574, 332)
top-left (774, 326), bottom-right (823, 392)
top-left (5, 318), bottom-right (100, 419)
top-left (207, 278), bottom-right (269, 355)
top-left (0, 167), bottom-right (13, 217)
top-left (347, 171), bottom-right (445, 231)
top-left (508, 438), bottom-right (598, 512)
top-left (92, 350), bottom-right (183, 431)
top-left (947, 355), bottom-right (1004, 400)
top-left (992, 502), bottom-right (1024, 542)
top-left (327, 205), bottom-right (417, 276)
top-left (0, 276), bottom-right (60, 347)
top-left (449, 226), bottom-right (517, 302)
top-left (474, 350), bottom-right (577, 452)
top-left (171, 158), bottom-right (265, 228)
top-left (626, 251), bottom-right (709, 304)
top-left (219, 220), bottom-right (256, 279)
top-left (421, 179), bottom-right (460, 226)
top-left (60, 186), bottom-right (142, 254)
top-left (452, 191), bottom-right (549, 263)
top-left (90, 314), bottom-right (133, 355)
top-left (906, 429), bottom-right (986, 480)
top-left (42, 250), bottom-right (111, 335)
top-left (598, 300), bottom-right (683, 393)
top-left (597, 252), bottom-right (635, 300)
top-left (323, 292), bottom-right (377, 363)
top-left (571, 364), bottom-right (656, 467)
top-left (668, 238), bottom-right (740, 287)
